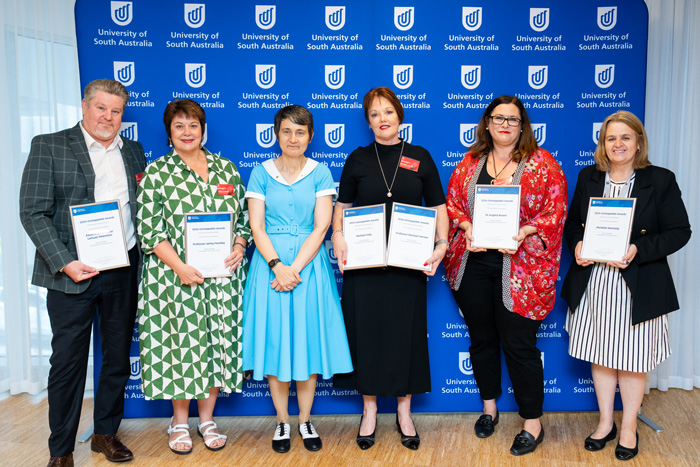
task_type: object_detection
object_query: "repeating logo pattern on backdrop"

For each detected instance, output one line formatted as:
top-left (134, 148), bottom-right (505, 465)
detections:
top-left (255, 5), bottom-right (276, 29)
top-left (184, 3), bottom-right (205, 28)
top-left (597, 7), bottom-right (617, 30)
top-left (111, 1), bottom-right (133, 26)
top-left (185, 63), bottom-right (206, 88)
top-left (399, 123), bottom-right (412, 144)
top-left (325, 65), bottom-right (345, 89)
top-left (592, 122), bottom-right (603, 144)
top-left (120, 122), bottom-right (138, 141)
top-left (595, 64), bottom-right (615, 88)
top-left (530, 8), bottom-right (549, 32)
top-left (532, 124), bottom-right (546, 146)
top-left (113, 61), bottom-right (135, 86)
top-left (256, 64), bottom-right (276, 89)
top-left (393, 65), bottom-right (413, 89)
top-left (256, 124), bottom-right (276, 148)
top-left (462, 7), bottom-right (482, 31)
top-left (459, 352), bottom-right (473, 376)
top-left (461, 65), bottom-right (481, 89)
top-left (394, 7), bottom-right (414, 31)
top-left (460, 124), bottom-right (477, 147)
top-left (325, 124), bottom-right (345, 148)
top-left (528, 66), bottom-right (548, 90)
top-left (326, 6), bottom-right (345, 30)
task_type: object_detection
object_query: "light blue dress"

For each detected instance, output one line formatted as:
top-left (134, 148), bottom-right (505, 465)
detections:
top-left (242, 159), bottom-right (353, 382)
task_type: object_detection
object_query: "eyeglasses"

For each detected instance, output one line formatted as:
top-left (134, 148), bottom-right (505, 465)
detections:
top-left (488, 115), bottom-right (522, 126)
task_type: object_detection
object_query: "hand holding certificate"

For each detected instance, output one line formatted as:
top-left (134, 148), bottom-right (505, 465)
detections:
top-left (185, 212), bottom-right (234, 278)
top-left (471, 185), bottom-right (521, 250)
top-left (580, 198), bottom-right (636, 262)
top-left (70, 200), bottom-right (129, 271)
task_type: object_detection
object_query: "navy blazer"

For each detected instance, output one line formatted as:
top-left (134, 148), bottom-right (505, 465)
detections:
top-left (561, 164), bottom-right (691, 325)
top-left (19, 123), bottom-right (146, 294)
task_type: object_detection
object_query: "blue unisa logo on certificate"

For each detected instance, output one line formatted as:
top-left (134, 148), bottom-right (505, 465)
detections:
top-left (326, 6), bottom-right (345, 30)
top-left (111, 1), bottom-right (133, 26)
top-left (113, 61), bottom-right (135, 86)
top-left (597, 7), bottom-right (617, 31)
top-left (462, 7), bottom-right (482, 31)
top-left (256, 5), bottom-right (276, 29)
top-left (185, 4), bottom-right (205, 28)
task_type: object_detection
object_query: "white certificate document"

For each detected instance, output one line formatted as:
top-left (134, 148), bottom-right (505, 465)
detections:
top-left (386, 203), bottom-right (437, 271)
top-left (184, 212), bottom-right (233, 278)
top-left (343, 204), bottom-right (387, 270)
top-left (70, 200), bottom-right (129, 271)
top-left (580, 198), bottom-right (636, 262)
top-left (472, 185), bottom-right (521, 250)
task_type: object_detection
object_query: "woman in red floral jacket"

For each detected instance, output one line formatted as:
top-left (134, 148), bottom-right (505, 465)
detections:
top-left (444, 95), bottom-right (567, 456)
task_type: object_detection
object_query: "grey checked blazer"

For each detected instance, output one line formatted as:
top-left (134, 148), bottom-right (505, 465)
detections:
top-left (19, 123), bottom-right (146, 294)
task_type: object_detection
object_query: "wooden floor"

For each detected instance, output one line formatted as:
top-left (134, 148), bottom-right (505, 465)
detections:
top-left (3, 388), bottom-right (700, 466)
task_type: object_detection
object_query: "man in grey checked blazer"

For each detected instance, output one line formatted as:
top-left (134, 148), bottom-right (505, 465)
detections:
top-left (20, 79), bottom-right (146, 467)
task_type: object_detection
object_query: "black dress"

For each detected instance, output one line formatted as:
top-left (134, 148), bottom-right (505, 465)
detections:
top-left (333, 141), bottom-right (446, 396)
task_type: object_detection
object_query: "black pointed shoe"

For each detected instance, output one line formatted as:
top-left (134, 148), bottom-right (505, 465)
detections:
top-left (396, 414), bottom-right (420, 450)
top-left (510, 426), bottom-right (544, 456)
top-left (615, 432), bottom-right (639, 461)
top-left (356, 415), bottom-right (376, 450)
top-left (474, 411), bottom-right (499, 438)
top-left (585, 422), bottom-right (617, 451)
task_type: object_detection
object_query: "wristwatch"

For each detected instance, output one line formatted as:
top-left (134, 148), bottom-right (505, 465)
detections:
top-left (268, 258), bottom-right (282, 269)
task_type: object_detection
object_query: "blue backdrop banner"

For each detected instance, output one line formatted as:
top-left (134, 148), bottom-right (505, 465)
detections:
top-left (77, 0), bottom-right (648, 417)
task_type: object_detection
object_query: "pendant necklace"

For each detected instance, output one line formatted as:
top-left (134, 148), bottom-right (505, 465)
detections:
top-left (375, 140), bottom-right (404, 198)
top-left (490, 153), bottom-right (512, 185)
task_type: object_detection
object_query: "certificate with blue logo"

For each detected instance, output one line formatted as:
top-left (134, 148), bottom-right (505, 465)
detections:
top-left (69, 200), bottom-right (129, 271)
top-left (580, 198), bottom-right (636, 262)
top-left (386, 203), bottom-right (437, 271)
top-left (184, 212), bottom-right (233, 278)
top-left (472, 185), bottom-right (521, 250)
top-left (343, 204), bottom-right (387, 270)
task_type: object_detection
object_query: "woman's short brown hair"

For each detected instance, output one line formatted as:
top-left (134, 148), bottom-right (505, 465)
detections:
top-left (362, 86), bottom-right (404, 124)
top-left (273, 105), bottom-right (314, 139)
top-left (163, 99), bottom-right (206, 145)
top-left (593, 111), bottom-right (650, 171)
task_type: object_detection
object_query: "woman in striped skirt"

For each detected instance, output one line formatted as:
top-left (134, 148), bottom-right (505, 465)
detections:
top-left (562, 111), bottom-right (691, 461)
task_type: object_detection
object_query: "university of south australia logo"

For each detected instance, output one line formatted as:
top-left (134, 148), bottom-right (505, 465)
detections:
top-left (529, 8), bottom-right (549, 32)
top-left (326, 6), bottom-right (345, 30)
top-left (184, 4), bottom-right (205, 28)
top-left (592, 122), bottom-right (603, 144)
top-left (528, 66), bottom-right (548, 90)
top-left (119, 122), bottom-right (138, 141)
top-left (462, 7), bottom-right (482, 31)
top-left (256, 64), bottom-right (276, 89)
top-left (459, 352), bottom-right (473, 376)
top-left (113, 61), bottom-right (135, 86)
top-left (393, 65), bottom-right (413, 90)
top-left (461, 65), bottom-right (481, 89)
top-left (256, 5), bottom-right (276, 29)
top-left (129, 356), bottom-right (141, 380)
top-left (325, 65), bottom-right (345, 89)
top-left (532, 124), bottom-right (546, 146)
top-left (460, 124), bottom-right (477, 147)
top-left (111, 1), bottom-right (133, 26)
top-left (394, 7), bottom-right (414, 31)
top-left (399, 123), bottom-right (412, 144)
top-left (325, 124), bottom-right (345, 148)
top-left (325, 240), bottom-right (338, 264)
top-left (256, 124), bottom-right (276, 148)
top-left (597, 7), bottom-right (617, 31)
top-left (595, 64), bottom-right (615, 88)
top-left (185, 63), bottom-right (206, 88)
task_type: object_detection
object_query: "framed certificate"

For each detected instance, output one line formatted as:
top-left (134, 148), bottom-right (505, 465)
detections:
top-left (386, 203), bottom-right (437, 271)
top-left (184, 212), bottom-right (234, 278)
top-left (472, 185), bottom-right (521, 250)
top-left (343, 204), bottom-right (387, 270)
top-left (580, 197), bottom-right (636, 262)
top-left (69, 200), bottom-right (129, 271)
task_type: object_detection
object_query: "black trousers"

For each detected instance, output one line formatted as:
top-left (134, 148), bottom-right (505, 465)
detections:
top-left (452, 254), bottom-right (544, 419)
top-left (45, 248), bottom-right (138, 457)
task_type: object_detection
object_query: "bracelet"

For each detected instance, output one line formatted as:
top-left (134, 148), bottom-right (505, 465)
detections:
top-left (435, 239), bottom-right (448, 247)
top-left (233, 242), bottom-right (246, 250)
top-left (331, 229), bottom-right (343, 240)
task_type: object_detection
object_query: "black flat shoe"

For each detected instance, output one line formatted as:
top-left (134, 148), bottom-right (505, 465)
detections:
top-left (356, 415), bottom-right (376, 450)
top-left (396, 414), bottom-right (420, 450)
top-left (585, 422), bottom-right (617, 451)
top-left (615, 432), bottom-right (639, 460)
top-left (510, 426), bottom-right (544, 456)
top-left (474, 411), bottom-right (499, 438)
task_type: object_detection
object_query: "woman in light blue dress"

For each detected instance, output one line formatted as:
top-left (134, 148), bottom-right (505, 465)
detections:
top-left (242, 105), bottom-right (353, 454)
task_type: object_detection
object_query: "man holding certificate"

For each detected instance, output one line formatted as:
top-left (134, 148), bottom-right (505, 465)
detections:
top-left (19, 79), bottom-right (146, 466)
top-left (562, 111), bottom-right (691, 461)
top-left (444, 96), bottom-right (567, 456)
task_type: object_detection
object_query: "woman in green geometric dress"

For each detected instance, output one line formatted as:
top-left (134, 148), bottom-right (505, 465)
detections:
top-left (137, 99), bottom-right (251, 455)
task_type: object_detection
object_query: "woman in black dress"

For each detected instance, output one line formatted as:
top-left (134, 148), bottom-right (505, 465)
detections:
top-left (332, 87), bottom-right (448, 450)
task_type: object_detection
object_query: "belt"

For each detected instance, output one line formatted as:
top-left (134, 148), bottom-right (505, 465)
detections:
top-left (267, 224), bottom-right (313, 236)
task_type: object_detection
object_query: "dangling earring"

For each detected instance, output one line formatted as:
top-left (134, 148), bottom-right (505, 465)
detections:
top-left (168, 138), bottom-right (173, 147)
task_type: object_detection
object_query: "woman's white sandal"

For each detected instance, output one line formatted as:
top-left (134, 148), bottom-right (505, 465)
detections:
top-left (167, 417), bottom-right (193, 455)
top-left (198, 420), bottom-right (227, 451)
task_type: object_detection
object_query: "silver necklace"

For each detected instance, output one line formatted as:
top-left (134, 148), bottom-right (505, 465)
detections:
top-left (374, 140), bottom-right (404, 198)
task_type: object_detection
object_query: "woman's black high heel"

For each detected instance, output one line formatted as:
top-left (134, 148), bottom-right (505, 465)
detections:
top-left (356, 415), bottom-right (376, 450)
top-left (584, 422), bottom-right (617, 451)
top-left (396, 414), bottom-right (420, 450)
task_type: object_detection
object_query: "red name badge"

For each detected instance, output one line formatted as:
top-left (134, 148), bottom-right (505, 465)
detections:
top-left (399, 156), bottom-right (420, 172)
top-left (217, 184), bottom-right (234, 195)
top-left (135, 172), bottom-right (144, 185)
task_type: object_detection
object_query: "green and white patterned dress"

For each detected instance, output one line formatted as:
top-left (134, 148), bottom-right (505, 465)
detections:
top-left (136, 148), bottom-right (251, 400)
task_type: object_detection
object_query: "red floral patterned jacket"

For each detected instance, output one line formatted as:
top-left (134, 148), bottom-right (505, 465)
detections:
top-left (444, 148), bottom-right (568, 320)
